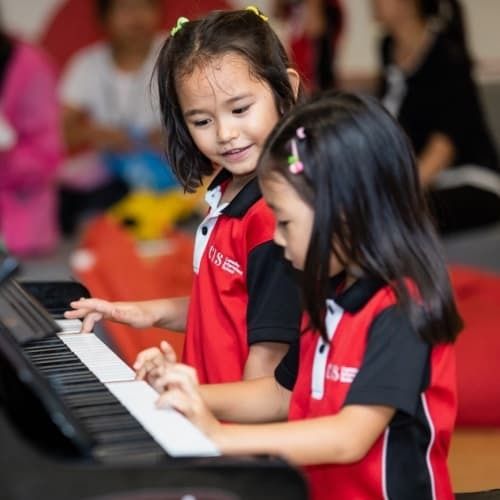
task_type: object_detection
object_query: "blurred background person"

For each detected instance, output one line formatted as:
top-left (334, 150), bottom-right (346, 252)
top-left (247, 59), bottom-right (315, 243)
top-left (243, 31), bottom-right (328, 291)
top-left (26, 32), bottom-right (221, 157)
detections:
top-left (0, 10), bottom-right (62, 256)
top-left (374, 0), bottom-right (500, 234)
top-left (58, 0), bottom-right (171, 236)
top-left (274, 0), bottom-right (344, 91)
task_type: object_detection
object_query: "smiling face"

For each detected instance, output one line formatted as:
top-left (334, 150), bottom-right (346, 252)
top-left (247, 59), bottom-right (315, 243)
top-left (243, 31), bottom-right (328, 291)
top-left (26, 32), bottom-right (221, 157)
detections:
top-left (176, 53), bottom-right (281, 179)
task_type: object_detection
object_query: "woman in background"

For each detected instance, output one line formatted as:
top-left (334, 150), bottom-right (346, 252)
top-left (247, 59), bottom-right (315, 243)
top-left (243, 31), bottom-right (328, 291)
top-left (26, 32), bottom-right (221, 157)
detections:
top-left (374, 0), bottom-right (500, 233)
top-left (58, 0), bottom-right (167, 235)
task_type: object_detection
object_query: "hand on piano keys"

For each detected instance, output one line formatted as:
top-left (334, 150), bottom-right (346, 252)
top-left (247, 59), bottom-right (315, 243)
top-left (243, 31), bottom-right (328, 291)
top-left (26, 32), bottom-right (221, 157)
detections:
top-left (64, 297), bottom-right (157, 332)
top-left (134, 340), bottom-right (177, 390)
top-left (154, 359), bottom-right (223, 447)
top-left (134, 340), bottom-right (225, 449)
top-left (56, 319), bottom-right (219, 458)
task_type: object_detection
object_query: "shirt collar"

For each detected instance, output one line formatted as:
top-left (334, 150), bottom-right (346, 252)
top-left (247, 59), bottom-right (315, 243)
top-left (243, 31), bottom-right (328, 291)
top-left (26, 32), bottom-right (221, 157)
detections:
top-left (330, 272), bottom-right (385, 313)
top-left (206, 169), bottom-right (262, 218)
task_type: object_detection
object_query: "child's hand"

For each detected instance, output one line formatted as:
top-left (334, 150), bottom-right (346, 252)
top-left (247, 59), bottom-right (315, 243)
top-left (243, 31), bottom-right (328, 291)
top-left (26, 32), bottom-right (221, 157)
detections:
top-left (133, 340), bottom-right (176, 389)
top-left (155, 363), bottom-right (221, 439)
top-left (64, 298), bottom-right (153, 333)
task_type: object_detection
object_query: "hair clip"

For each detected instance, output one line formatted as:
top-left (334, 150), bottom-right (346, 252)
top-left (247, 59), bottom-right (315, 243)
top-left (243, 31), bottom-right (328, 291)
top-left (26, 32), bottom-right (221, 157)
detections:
top-left (171, 16), bottom-right (189, 37)
top-left (287, 127), bottom-right (306, 174)
top-left (288, 140), bottom-right (304, 174)
top-left (245, 6), bottom-right (269, 22)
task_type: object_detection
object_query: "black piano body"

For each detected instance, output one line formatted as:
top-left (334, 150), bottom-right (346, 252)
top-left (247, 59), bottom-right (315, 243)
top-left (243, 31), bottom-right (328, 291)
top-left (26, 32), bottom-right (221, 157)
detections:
top-left (0, 280), bottom-right (308, 500)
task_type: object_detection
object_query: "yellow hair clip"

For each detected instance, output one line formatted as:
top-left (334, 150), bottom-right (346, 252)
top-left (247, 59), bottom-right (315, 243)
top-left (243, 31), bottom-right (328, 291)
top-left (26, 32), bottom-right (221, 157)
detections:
top-left (171, 16), bottom-right (189, 37)
top-left (245, 6), bottom-right (269, 22)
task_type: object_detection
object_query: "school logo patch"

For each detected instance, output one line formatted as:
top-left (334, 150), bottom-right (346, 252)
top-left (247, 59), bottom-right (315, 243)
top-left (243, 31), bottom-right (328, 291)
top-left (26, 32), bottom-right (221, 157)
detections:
top-left (325, 363), bottom-right (358, 383)
top-left (208, 245), bottom-right (243, 276)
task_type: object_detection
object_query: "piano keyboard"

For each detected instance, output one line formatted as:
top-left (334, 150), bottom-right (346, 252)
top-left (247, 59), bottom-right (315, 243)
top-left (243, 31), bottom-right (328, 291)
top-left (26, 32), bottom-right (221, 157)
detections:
top-left (22, 319), bottom-right (219, 461)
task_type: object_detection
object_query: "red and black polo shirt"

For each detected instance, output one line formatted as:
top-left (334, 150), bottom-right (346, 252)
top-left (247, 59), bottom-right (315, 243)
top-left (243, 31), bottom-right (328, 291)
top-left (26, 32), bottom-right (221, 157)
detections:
top-left (183, 169), bottom-right (301, 384)
top-left (276, 274), bottom-right (457, 500)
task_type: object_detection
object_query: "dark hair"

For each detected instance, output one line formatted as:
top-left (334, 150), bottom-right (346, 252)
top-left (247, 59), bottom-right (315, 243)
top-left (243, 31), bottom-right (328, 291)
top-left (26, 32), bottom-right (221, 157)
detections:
top-left (258, 92), bottom-right (462, 344)
top-left (0, 31), bottom-right (13, 89)
top-left (95, 0), bottom-right (113, 19)
top-left (155, 9), bottom-right (302, 192)
top-left (416, 0), bottom-right (471, 66)
top-left (95, 0), bottom-right (159, 20)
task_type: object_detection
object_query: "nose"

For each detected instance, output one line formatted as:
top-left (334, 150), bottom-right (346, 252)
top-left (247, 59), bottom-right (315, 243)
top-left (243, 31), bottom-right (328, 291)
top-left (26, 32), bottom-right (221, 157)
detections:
top-left (216, 118), bottom-right (238, 144)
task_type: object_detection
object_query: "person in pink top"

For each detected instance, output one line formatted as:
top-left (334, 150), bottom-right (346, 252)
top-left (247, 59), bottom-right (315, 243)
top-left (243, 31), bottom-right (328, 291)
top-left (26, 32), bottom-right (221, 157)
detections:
top-left (0, 22), bottom-right (62, 256)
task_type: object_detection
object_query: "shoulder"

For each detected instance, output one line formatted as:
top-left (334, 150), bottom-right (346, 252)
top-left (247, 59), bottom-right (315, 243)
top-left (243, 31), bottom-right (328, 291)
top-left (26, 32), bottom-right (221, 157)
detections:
top-left (63, 42), bottom-right (110, 75)
top-left (244, 198), bottom-right (276, 248)
top-left (426, 31), bottom-right (470, 74)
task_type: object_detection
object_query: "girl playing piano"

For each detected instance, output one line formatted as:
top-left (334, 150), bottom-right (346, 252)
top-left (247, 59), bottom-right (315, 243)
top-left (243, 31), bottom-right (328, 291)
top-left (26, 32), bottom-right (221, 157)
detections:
top-left (65, 8), bottom-right (303, 383)
top-left (140, 92), bottom-right (462, 500)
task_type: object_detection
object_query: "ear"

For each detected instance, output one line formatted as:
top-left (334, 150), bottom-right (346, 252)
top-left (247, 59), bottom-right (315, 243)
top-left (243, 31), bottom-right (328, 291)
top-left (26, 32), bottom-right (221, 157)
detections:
top-left (286, 68), bottom-right (301, 100)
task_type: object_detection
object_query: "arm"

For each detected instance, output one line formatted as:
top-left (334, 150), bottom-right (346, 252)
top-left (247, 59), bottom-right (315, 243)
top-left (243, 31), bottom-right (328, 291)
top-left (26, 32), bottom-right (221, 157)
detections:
top-left (156, 362), bottom-right (394, 465)
top-left (137, 341), bottom-right (290, 422)
top-left (215, 405), bottom-right (395, 465)
top-left (243, 342), bottom-right (290, 379)
top-left (418, 132), bottom-right (456, 186)
top-left (64, 296), bottom-right (189, 333)
top-left (245, 239), bottom-right (302, 379)
top-left (62, 104), bottom-right (132, 153)
top-left (200, 376), bottom-right (290, 423)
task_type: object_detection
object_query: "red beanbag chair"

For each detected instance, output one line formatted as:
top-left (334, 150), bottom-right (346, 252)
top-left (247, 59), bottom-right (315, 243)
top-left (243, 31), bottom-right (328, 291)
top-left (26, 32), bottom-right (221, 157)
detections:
top-left (72, 215), bottom-right (193, 366)
top-left (449, 265), bottom-right (500, 426)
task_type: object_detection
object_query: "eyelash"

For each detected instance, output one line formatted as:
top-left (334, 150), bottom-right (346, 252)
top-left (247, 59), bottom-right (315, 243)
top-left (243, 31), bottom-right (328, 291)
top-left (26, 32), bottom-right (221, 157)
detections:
top-left (191, 104), bottom-right (251, 127)
top-left (233, 105), bottom-right (250, 115)
top-left (193, 119), bottom-right (211, 127)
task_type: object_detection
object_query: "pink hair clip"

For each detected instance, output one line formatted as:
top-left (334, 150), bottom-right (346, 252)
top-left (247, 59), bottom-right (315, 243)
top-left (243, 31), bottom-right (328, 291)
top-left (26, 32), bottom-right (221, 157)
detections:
top-left (288, 127), bottom-right (306, 174)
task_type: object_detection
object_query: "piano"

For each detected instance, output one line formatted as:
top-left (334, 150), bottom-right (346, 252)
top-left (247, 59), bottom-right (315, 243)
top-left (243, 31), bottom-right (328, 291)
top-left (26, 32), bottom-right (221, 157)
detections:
top-left (0, 278), bottom-right (308, 500)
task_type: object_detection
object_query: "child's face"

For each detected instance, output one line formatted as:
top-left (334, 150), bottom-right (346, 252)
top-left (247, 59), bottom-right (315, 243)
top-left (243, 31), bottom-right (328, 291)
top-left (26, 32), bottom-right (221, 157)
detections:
top-left (104, 0), bottom-right (160, 47)
top-left (176, 53), bottom-right (281, 179)
top-left (261, 173), bottom-right (345, 275)
top-left (260, 174), bottom-right (314, 270)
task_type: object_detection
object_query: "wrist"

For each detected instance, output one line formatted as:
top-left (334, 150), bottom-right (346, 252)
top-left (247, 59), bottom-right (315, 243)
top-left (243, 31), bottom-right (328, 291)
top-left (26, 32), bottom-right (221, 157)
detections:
top-left (209, 420), bottom-right (228, 452)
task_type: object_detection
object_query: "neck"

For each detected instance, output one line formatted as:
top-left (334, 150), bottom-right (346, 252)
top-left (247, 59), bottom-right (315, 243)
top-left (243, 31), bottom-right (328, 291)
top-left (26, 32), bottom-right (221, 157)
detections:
top-left (221, 173), bottom-right (255, 204)
top-left (391, 15), bottom-right (430, 70)
top-left (111, 41), bottom-right (152, 72)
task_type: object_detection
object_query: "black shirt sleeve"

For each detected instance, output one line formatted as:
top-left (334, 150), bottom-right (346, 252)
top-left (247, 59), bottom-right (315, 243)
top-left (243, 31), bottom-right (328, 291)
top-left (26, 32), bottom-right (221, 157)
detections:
top-left (246, 241), bottom-right (302, 345)
top-left (344, 305), bottom-right (430, 416)
top-left (274, 339), bottom-right (300, 391)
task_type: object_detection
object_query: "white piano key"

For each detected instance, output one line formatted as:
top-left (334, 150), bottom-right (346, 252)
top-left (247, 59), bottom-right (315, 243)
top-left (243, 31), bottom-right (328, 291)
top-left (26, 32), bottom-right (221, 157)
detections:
top-left (106, 380), bottom-right (220, 457)
top-left (56, 318), bottom-right (84, 334)
top-left (54, 319), bottom-right (219, 457)
top-left (58, 332), bottom-right (136, 383)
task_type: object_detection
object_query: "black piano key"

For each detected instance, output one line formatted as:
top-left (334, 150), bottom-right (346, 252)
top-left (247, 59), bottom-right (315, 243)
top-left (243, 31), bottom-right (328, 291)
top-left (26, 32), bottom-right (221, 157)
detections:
top-left (72, 404), bottom-right (127, 419)
top-left (19, 334), bottom-right (169, 462)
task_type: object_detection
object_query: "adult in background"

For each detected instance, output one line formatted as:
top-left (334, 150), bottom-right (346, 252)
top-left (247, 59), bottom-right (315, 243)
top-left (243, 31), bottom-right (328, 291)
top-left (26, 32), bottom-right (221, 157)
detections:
top-left (274, 0), bottom-right (344, 91)
top-left (58, 0), bottom-right (168, 235)
top-left (374, 0), bottom-right (500, 234)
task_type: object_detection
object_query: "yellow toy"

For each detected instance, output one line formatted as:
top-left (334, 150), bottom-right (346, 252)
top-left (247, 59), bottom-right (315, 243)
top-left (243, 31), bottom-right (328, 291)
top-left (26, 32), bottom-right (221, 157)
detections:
top-left (109, 188), bottom-right (204, 240)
